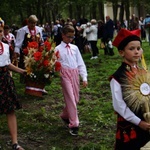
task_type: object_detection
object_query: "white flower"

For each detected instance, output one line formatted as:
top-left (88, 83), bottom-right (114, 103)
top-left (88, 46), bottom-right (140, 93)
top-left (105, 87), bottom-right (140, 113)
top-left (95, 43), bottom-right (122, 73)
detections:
top-left (44, 74), bottom-right (49, 78)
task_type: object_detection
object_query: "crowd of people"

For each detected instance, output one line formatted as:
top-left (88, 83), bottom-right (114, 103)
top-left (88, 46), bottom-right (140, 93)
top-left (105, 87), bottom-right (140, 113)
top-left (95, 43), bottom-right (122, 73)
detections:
top-left (3, 13), bottom-right (150, 60)
top-left (41, 14), bottom-right (150, 57)
top-left (0, 13), bottom-right (150, 150)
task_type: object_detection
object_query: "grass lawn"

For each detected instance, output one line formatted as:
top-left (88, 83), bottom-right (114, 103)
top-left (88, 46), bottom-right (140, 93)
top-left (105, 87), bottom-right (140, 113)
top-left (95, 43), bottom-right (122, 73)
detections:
top-left (0, 40), bottom-right (150, 150)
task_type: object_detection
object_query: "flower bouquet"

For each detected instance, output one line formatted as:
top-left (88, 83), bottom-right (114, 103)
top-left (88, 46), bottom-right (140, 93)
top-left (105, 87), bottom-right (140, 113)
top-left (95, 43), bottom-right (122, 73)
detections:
top-left (23, 39), bottom-right (60, 97)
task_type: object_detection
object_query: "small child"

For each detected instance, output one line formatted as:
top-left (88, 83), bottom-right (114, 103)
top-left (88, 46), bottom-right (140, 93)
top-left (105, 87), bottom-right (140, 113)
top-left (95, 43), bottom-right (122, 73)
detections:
top-left (109, 28), bottom-right (150, 150)
top-left (55, 25), bottom-right (88, 136)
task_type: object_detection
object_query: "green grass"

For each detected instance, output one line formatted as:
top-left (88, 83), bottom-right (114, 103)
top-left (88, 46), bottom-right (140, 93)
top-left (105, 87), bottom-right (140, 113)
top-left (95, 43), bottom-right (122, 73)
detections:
top-left (0, 41), bottom-right (150, 150)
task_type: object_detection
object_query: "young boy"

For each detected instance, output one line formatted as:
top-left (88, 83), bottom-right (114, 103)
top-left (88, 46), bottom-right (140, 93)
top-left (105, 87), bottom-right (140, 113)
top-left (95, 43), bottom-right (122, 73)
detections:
top-left (54, 25), bottom-right (88, 136)
top-left (110, 28), bottom-right (150, 150)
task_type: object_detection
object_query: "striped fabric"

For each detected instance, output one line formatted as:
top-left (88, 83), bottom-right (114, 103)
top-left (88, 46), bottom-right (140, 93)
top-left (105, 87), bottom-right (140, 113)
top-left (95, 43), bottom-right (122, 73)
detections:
top-left (60, 66), bottom-right (79, 128)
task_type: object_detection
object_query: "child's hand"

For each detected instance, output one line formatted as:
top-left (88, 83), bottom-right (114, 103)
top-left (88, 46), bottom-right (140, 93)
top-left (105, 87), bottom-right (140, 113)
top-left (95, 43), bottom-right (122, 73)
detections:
top-left (22, 69), bottom-right (27, 75)
top-left (82, 81), bottom-right (88, 88)
top-left (138, 120), bottom-right (150, 131)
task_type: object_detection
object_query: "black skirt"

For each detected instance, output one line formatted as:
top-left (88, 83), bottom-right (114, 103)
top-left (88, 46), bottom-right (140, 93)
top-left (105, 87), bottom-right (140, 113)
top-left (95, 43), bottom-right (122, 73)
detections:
top-left (0, 67), bottom-right (22, 114)
top-left (115, 114), bottom-right (150, 150)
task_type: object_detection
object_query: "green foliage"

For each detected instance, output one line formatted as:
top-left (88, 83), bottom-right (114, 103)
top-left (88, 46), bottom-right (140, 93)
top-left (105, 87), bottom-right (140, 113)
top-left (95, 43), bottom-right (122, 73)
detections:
top-left (0, 0), bottom-right (148, 26)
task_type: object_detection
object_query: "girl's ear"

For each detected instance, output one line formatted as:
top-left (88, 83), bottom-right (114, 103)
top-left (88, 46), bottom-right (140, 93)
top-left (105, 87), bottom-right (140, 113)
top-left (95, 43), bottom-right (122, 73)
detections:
top-left (119, 50), bottom-right (124, 57)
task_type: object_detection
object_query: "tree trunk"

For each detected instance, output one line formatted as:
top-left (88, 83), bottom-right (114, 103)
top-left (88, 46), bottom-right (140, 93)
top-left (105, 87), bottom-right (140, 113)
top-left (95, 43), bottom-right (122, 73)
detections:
top-left (125, 0), bottom-right (130, 28)
top-left (119, 1), bottom-right (124, 24)
top-left (92, 2), bottom-right (97, 19)
top-left (98, 1), bottom-right (104, 21)
top-left (68, 3), bottom-right (73, 19)
top-left (76, 4), bottom-right (82, 20)
top-left (112, 2), bottom-right (118, 23)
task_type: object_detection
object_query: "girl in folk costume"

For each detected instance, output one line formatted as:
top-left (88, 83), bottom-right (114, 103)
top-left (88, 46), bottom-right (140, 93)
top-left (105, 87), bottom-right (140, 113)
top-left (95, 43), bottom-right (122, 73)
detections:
top-left (14, 15), bottom-right (48, 94)
top-left (2, 25), bottom-right (16, 63)
top-left (14, 15), bottom-right (43, 69)
top-left (109, 28), bottom-right (150, 150)
top-left (0, 26), bottom-right (26, 150)
top-left (55, 25), bottom-right (88, 136)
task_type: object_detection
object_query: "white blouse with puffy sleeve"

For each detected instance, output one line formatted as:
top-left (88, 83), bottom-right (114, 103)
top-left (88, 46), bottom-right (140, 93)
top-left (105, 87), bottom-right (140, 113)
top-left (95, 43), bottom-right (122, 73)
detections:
top-left (0, 42), bottom-right (11, 67)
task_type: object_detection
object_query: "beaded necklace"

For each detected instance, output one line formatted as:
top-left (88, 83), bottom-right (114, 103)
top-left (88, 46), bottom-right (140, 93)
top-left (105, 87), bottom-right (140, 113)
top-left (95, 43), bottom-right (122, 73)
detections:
top-left (0, 42), bottom-right (4, 55)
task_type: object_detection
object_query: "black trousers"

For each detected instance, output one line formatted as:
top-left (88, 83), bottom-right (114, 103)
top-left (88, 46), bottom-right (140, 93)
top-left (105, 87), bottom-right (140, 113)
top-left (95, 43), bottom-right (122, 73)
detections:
top-left (89, 41), bottom-right (98, 57)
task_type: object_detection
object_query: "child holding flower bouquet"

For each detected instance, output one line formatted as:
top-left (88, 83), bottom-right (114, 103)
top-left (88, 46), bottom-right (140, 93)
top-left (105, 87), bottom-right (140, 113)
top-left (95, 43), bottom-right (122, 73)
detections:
top-left (0, 26), bottom-right (26, 150)
top-left (55, 25), bottom-right (88, 136)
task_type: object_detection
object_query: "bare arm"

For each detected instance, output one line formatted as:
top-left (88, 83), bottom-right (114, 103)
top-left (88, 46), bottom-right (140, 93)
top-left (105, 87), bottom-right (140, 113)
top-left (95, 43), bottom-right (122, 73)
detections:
top-left (8, 64), bottom-right (26, 74)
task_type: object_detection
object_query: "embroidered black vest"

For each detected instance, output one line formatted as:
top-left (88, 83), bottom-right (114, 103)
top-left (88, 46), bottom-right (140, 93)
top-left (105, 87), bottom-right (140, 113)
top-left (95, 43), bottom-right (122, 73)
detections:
top-left (110, 62), bottom-right (150, 150)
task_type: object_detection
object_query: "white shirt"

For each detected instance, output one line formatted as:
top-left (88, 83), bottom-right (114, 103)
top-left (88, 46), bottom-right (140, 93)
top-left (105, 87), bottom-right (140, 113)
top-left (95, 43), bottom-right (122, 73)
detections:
top-left (52, 24), bottom-right (62, 36)
top-left (3, 33), bottom-right (16, 45)
top-left (14, 25), bottom-right (43, 54)
top-left (55, 41), bottom-right (87, 81)
top-left (110, 78), bottom-right (141, 125)
top-left (0, 42), bottom-right (11, 66)
top-left (85, 24), bottom-right (98, 41)
top-left (80, 24), bottom-right (87, 37)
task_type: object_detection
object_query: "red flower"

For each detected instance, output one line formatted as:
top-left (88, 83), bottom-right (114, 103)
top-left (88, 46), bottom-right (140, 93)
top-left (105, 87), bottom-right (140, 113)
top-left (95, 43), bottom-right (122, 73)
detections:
top-left (9, 45), bottom-right (14, 51)
top-left (23, 48), bottom-right (28, 55)
top-left (33, 52), bottom-right (42, 61)
top-left (55, 61), bottom-right (61, 71)
top-left (24, 40), bottom-right (57, 85)
top-left (42, 59), bottom-right (49, 66)
top-left (28, 41), bottom-right (39, 49)
top-left (44, 40), bottom-right (51, 51)
top-left (39, 45), bottom-right (44, 52)
top-left (55, 51), bottom-right (60, 59)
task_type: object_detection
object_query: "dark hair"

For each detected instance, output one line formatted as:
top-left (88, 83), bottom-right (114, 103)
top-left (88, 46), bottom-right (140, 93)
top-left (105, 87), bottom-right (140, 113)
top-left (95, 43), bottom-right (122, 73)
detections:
top-left (4, 25), bottom-right (10, 30)
top-left (118, 35), bottom-right (141, 50)
top-left (62, 25), bottom-right (75, 34)
top-left (22, 19), bottom-right (28, 26)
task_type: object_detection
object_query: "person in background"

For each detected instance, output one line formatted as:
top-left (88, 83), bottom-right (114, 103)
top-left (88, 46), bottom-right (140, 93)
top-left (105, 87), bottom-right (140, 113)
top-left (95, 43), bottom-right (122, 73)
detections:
top-left (11, 24), bottom-right (19, 38)
top-left (110, 28), bottom-right (150, 150)
top-left (122, 19), bottom-right (128, 29)
top-left (143, 14), bottom-right (150, 42)
top-left (0, 26), bottom-right (26, 150)
top-left (85, 19), bottom-right (99, 59)
top-left (14, 15), bottom-right (43, 70)
top-left (97, 20), bottom-right (105, 49)
top-left (97, 20), bottom-right (105, 40)
top-left (52, 20), bottom-right (63, 46)
top-left (103, 16), bottom-right (115, 56)
top-left (139, 16), bottom-right (146, 41)
top-left (78, 18), bottom-right (88, 53)
top-left (74, 22), bottom-right (84, 52)
top-left (3, 25), bottom-right (16, 63)
top-left (129, 14), bottom-right (139, 31)
top-left (115, 20), bottom-right (121, 33)
top-left (14, 15), bottom-right (48, 94)
top-left (54, 25), bottom-right (88, 136)
top-left (44, 22), bottom-right (51, 38)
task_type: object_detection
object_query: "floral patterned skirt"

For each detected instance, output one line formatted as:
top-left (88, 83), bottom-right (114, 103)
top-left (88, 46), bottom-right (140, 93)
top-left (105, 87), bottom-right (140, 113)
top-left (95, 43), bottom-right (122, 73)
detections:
top-left (0, 67), bottom-right (22, 114)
